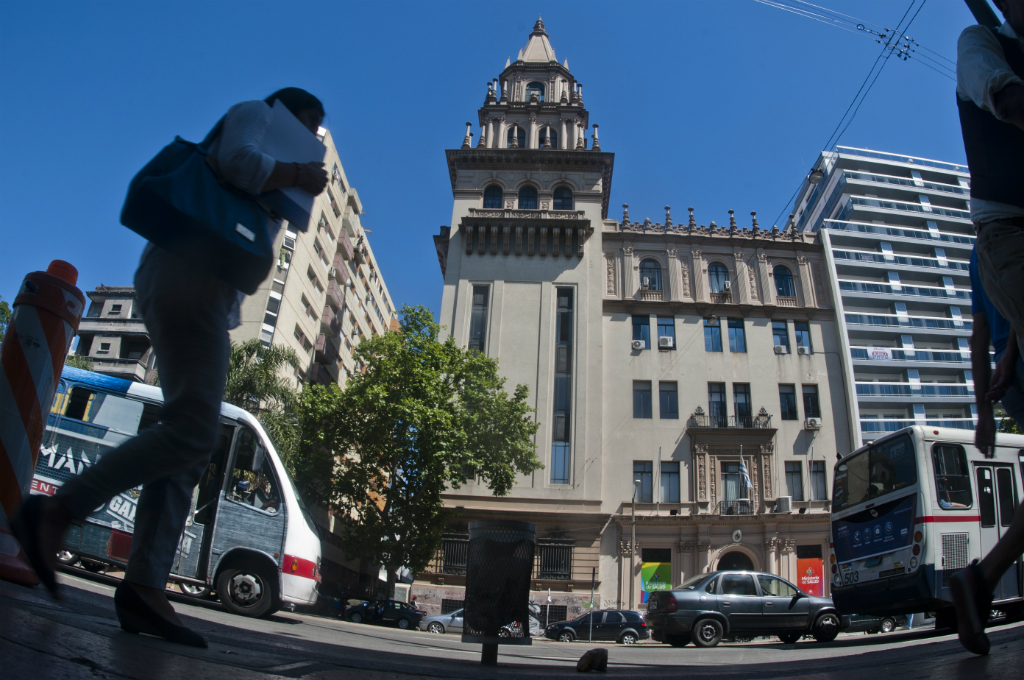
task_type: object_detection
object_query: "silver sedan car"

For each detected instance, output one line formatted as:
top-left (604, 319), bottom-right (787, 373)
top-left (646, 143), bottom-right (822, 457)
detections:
top-left (419, 608), bottom-right (465, 634)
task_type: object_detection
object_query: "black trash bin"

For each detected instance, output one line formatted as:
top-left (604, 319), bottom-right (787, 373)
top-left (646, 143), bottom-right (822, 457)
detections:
top-left (461, 520), bottom-right (536, 664)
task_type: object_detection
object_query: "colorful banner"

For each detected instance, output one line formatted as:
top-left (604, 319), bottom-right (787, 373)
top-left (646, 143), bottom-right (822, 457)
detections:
top-left (641, 562), bottom-right (672, 603)
top-left (797, 558), bottom-right (824, 596)
top-left (832, 494), bottom-right (916, 563)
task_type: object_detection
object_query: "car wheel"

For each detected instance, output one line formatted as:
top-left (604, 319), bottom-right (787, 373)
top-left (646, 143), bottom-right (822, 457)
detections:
top-left (692, 618), bottom-right (724, 648)
top-left (880, 618), bottom-right (895, 633)
top-left (178, 582), bottom-right (211, 599)
top-left (620, 632), bottom-right (638, 645)
top-left (558, 631), bottom-right (575, 643)
top-left (81, 560), bottom-right (108, 574)
top-left (397, 617), bottom-right (411, 630)
top-left (217, 564), bottom-right (276, 618)
top-left (427, 621), bottom-right (445, 634)
top-left (666, 633), bottom-right (690, 647)
top-left (350, 612), bottom-right (364, 624)
top-left (498, 627), bottom-right (511, 638)
top-left (778, 632), bottom-right (801, 644)
top-left (813, 612), bottom-right (841, 643)
top-left (56, 550), bottom-right (79, 566)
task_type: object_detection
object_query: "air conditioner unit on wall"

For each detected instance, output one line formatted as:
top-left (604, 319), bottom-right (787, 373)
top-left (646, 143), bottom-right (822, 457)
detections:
top-left (774, 345), bottom-right (788, 355)
top-left (805, 417), bottom-right (822, 430)
top-left (797, 346), bottom-right (811, 355)
top-left (776, 496), bottom-right (793, 513)
top-left (658, 336), bottom-right (674, 349)
top-left (631, 339), bottom-right (645, 351)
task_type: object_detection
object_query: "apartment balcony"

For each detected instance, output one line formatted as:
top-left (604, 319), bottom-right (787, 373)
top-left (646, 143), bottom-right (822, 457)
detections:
top-left (844, 313), bottom-right (972, 334)
top-left (717, 500), bottom-right (755, 516)
top-left (332, 253), bottom-right (351, 286)
top-left (689, 409), bottom-right (773, 430)
top-left (776, 296), bottom-right (798, 307)
top-left (337, 230), bottom-right (354, 261)
top-left (850, 347), bottom-right (976, 370)
top-left (823, 220), bottom-right (975, 249)
top-left (320, 307), bottom-right (341, 338)
top-left (308, 363), bottom-right (334, 387)
top-left (832, 249), bottom-right (971, 274)
top-left (842, 170), bottom-right (969, 197)
top-left (843, 196), bottom-right (971, 223)
top-left (326, 280), bottom-right (344, 311)
top-left (856, 382), bottom-right (973, 398)
top-left (639, 289), bottom-right (663, 301)
top-left (79, 316), bottom-right (149, 335)
top-left (861, 418), bottom-right (978, 435)
top-left (709, 292), bottom-right (731, 304)
top-left (839, 280), bottom-right (971, 303)
top-left (315, 334), bottom-right (339, 366)
top-left (90, 357), bottom-right (148, 382)
top-left (836, 146), bottom-right (970, 174)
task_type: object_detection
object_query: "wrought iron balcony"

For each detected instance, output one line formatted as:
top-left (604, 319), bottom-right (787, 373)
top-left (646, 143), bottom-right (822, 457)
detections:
top-left (689, 407), bottom-right (772, 429)
top-left (717, 500), bottom-right (755, 516)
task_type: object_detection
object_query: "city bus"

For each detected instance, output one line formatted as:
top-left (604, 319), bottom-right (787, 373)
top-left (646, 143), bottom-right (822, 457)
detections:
top-left (30, 366), bottom-right (321, 617)
top-left (828, 425), bottom-right (1024, 626)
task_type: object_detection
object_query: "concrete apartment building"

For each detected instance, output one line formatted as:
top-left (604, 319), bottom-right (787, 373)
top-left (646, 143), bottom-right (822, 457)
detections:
top-left (415, 20), bottom-right (853, 618)
top-left (788, 147), bottom-right (976, 448)
top-left (75, 286), bottom-right (157, 384)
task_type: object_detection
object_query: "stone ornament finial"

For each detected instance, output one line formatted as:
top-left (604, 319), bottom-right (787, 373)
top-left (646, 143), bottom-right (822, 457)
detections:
top-left (461, 122), bottom-right (473, 149)
top-left (688, 207), bottom-right (696, 229)
top-left (728, 209), bottom-right (737, 231)
top-left (751, 211), bottom-right (759, 232)
top-left (510, 124), bottom-right (520, 148)
top-left (477, 127), bottom-right (487, 148)
top-left (664, 205), bottom-right (672, 228)
top-left (533, 16), bottom-right (547, 35)
top-left (621, 203), bottom-right (630, 229)
top-left (591, 123), bottom-right (600, 151)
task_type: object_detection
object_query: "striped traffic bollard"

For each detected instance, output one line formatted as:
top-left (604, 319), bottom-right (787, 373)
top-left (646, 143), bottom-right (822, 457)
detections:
top-left (0, 261), bottom-right (84, 585)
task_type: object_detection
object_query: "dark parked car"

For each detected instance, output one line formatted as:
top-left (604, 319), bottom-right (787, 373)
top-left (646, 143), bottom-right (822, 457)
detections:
top-left (344, 599), bottom-right (424, 630)
top-left (645, 571), bottom-right (840, 648)
top-left (544, 609), bottom-right (649, 644)
top-left (841, 613), bottom-right (907, 634)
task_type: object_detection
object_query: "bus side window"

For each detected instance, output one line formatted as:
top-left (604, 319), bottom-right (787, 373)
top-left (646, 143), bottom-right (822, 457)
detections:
top-left (977, 468), bottom-right (996, 528)
top-left (932, 444), bottom-right (972, 509)
top-left (193, 424), bottom-right (235, 526)
top-left (228, 426), bottom-right (281, 515)
top-left (995, 468), bottom-right (1017, 528)
top-left (64, 386), bottom-right (144, 435)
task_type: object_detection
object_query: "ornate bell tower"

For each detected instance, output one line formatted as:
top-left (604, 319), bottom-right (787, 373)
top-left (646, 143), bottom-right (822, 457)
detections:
top-left (434, 18), bottom-right (614, 494)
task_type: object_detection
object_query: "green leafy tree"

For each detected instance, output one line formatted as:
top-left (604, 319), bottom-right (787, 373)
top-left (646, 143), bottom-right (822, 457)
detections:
top-left (223, 339), bottom-right (303, 469)
top-left (0, 295), bottom-right (11, 345)
top-left (65, 354), bottom-right (94, 371)
top-left (997, 411), bottom-right (1022, 435)
top-left (304, 305), bottom-right (542, 597)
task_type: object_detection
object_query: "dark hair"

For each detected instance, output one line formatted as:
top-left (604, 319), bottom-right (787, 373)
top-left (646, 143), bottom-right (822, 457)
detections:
top-left (264, 88), bottom-right (324, 118)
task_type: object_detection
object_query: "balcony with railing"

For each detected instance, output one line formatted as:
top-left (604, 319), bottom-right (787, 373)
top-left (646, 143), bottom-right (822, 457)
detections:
top-left (836, 146), bottom-right (970, 173)
top-left (689, 407), bottom-right (773, 430)
top-left (332, 253), bottom-right (351, 286)
top-left (844, 313), bottom-right (971, 332)
top-left (842, 170), bottom-right (970, 196)
top-left (843, 197), bottom-right (971, 222)
top-left (717, 500), bottom-right (755, 516)
top-left (337, 230), bottom-right (355, 261)
top-left (320, 307), bottom-right (341, 338)
top-left (832, 249), bottom-right (970, 272)
top-left (823, 220), bottom-right (975, 245)
top-left (856, 382), bottom-right (974, 398)
top-left (315, 334), bottom-right (339, 367)
top-left (776, 296), bottom-right (798, 307)
top-left (326, 280), bottom-right (344, 311)
top-left (850, 346), bottom-right (973, 365)
top-left (839, 279), bottom-right (971, 302)
top-left (861, 417), bottom-right (979, 434)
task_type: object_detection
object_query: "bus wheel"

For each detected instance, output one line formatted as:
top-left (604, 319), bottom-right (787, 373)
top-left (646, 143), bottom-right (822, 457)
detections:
top-left (217, 564), bottom-right (276, 618)
top-left (56, 550), bottom-right (79, 566)
top-left (879, 618), bottom-right (895, 633)
top-left (81, 559), bottom-right (108, 574)
top-left (813, 613), bottom-right (840, 643)
top-left (178, 582), bottom-right (211, 599)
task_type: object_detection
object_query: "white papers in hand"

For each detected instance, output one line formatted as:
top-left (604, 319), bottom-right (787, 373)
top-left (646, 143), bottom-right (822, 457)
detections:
top-left (260, 99), bottom-right (327, 229)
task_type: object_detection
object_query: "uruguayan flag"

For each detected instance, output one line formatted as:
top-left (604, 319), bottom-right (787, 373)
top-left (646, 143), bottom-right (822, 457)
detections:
top-left (739, 460), bottom-right (752, 491)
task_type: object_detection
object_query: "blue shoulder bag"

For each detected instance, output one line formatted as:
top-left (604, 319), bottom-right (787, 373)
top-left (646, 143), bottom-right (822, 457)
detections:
top-left (120, 120), bottom-right (277, 295)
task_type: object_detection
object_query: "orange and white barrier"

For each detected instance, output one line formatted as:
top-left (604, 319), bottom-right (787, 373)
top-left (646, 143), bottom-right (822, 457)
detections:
top-left (0, 261), bottom-right (84, 585)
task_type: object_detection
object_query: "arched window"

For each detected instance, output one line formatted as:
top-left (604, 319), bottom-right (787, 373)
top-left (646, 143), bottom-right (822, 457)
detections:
top-left (526, 81), bottom-right (545, 102)
top-left (640, 259), bottom-right (662, 291)
top-left (518, 185), bottom-right (538, 210)
top-left (483, 185), bottom-right (503, 209)
top-left (552, 187), bottom-right (573, 210)
top-left (708, 263), bottom-right (729, 293)
top-left (541, 127), bottom-right (558, 149)
top-left (506, 125), bottom-right (526, 148)
top-left (774, 266), bottom-right (796, 297)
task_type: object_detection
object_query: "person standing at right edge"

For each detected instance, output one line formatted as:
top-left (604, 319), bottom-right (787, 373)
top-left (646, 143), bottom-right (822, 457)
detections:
top-left (953, 0), bottom-right (1024, 656)
top-left (11, 88), bottom-right (328, 647)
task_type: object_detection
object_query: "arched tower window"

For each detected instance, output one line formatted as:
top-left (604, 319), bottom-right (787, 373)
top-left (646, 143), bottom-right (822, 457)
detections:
top-left (526, 81), bottom-right (545, 102)
top-left (708, 263), bottom-right (729, 293)
top-left (506, 125), bottom-right (526, 148)
top-left (541, 127), bottom-right (558, 149)
top-left (553, 187), bottom-right (574, 211)
top-left (774, 266), bottom-right (796, 297)
top-left (483, 185), bottom-right (503, 209)
top-left (518, 185), bottom-right (538, 210)
top-left (640, 259), bottom-right (662, 291)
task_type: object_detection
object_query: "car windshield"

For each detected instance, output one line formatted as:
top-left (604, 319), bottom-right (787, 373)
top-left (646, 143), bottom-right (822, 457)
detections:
top-left (833, 433), bottom-right (917, 511)
top-left (678, 573), bottom-right (708, 589)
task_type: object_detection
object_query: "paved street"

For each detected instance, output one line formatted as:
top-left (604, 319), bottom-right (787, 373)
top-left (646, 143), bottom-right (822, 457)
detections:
top-left (2, 571), bottom-right (1023, 679)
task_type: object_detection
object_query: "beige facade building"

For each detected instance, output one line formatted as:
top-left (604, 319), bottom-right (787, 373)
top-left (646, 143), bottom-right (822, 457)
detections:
top-left (414, 20), bottom-right (855, 618)
top-left (74, 286), bottom-right (157, 384)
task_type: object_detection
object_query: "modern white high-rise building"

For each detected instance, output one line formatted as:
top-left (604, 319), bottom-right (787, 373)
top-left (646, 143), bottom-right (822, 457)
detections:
top-left (788, 147), bottom-right (975, 448)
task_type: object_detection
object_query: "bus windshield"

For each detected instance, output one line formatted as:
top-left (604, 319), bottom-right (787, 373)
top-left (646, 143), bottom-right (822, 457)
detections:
top-left (833, 434), bottom-right (917, 512)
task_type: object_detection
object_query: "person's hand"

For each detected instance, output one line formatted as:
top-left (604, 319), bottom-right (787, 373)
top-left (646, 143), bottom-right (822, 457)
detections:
top-left (975, 410), bottom-right (997, 458)
top-left (295, 162), bottom-right (328, 195)
top-left (988, 353), bottom-right (1016, 402)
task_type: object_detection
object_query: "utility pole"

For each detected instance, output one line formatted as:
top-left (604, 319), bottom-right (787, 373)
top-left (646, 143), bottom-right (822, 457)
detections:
top-left (963, 0), bottom-right (1000, 27)
top-left (630, 479), bottom-right (640, 610)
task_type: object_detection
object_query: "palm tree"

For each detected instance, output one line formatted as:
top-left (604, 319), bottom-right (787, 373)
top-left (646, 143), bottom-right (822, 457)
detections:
top-left (224, 339), bottom-right (303, 469)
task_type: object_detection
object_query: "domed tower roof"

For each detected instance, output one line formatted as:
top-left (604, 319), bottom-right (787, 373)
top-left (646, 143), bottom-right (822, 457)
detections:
top-left (520, 17), bottom-right (557, 63)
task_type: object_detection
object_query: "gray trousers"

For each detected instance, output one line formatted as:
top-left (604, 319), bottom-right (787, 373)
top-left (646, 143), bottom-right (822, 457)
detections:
top-left (58, 247), bottom-right (235, 589)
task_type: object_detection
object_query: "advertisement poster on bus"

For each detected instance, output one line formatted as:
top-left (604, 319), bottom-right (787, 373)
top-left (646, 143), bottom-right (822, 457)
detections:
top-left (832, 494), bottom-right (916, 563)
top-left (641, 562), bottom-right (672, 603)
top-left (797, 558), bottom-right (824, 596)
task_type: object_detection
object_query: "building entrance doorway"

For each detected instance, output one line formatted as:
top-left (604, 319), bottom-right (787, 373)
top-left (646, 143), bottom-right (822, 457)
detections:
top-left (718, 551), bottom-right (754, 571)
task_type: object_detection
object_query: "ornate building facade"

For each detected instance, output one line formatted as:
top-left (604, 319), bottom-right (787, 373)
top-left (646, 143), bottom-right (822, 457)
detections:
top-left (416, 19), bottom-right (854, 618)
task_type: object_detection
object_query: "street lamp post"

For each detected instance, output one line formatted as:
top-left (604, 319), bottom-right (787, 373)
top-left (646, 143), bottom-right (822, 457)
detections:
top-left (629, 479), bottom-right (640, 610)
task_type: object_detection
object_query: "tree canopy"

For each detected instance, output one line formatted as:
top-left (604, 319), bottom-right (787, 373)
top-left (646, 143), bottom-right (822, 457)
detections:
top-left (301, 305), bottom-right (542, 594)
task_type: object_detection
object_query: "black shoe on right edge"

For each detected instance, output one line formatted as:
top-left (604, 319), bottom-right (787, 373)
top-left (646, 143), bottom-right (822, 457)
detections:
top-left (949, 561), bottom-right (991, 655)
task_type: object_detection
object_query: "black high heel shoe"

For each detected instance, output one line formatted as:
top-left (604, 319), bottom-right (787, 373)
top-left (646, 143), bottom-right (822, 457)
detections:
top-left (115, 582), bottom-right (208, 648)
top-left (10, 496), bottom-right (60, 596)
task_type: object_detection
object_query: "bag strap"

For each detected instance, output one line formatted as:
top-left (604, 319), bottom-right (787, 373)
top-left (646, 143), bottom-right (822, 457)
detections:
top-left (196, 117), bottom-right (226, 155)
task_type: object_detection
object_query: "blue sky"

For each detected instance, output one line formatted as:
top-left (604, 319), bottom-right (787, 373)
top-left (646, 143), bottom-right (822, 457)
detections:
top-left (0, 1), bottom-right (977, 317)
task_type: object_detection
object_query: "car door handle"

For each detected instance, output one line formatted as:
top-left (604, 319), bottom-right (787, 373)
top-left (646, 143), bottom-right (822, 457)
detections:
top-left (721, 602), bottom-right (731, 606)
top-left (765, 602), bottom-right (774, 607)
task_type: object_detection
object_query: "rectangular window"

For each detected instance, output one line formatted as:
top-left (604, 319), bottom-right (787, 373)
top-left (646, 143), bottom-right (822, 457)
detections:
top-left (633, 381), bottom-right (653, 419)
top-left (537, 542), bottom-right (573, 580)
top-left (551, 289), bottom-right (574, 484)
top-left (734, 383), bottom-right (752, 426)
top-left (811, 461), bottom-right (828, 500)
top-left (932, 444), bottom-right (972, 508)
top-left (779, 385), bottom-right (798, 420)
top-left (657, 316), bottom-right (675, 350)
top-left (634, 461), bottom-right (653, 503)
top-left (97, 342), bottom-right (111, 355)
top-left (786, 462), bottom-right (804, 501)
top-left (708, 382), bottom-right (727, 426)
top-left (773, 321), bottom-right (790, 351)
top-left (441, 534), bottom-right (469, 575)
top-left (468, 285), bottom-right (489, 353)
top-left (108, 304), bottom-right (122, 316)
top-left (704, 318), bottom-right (723, 352)
top-left (728, 319), bottom-right (746, 353)
top-left (307, 267), bottom-right (324, 295)
top-left (661, 462), bottom-right (680, 503)
top-left (794, 322), bottom-right (812, 351)
top-left (722, 462), bottom-right (742, 503)
top-left (803, 385), bottom-right (821, 418)
top-left (632, 315), bottom-right (650, 349)
top-left (659, 382), bottom-right (678, 419)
